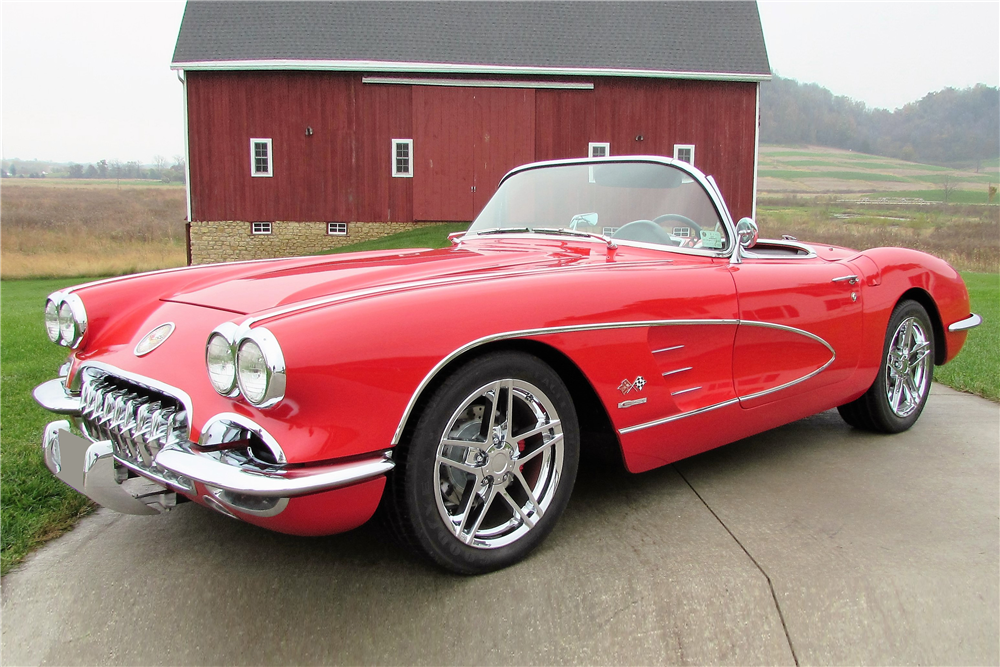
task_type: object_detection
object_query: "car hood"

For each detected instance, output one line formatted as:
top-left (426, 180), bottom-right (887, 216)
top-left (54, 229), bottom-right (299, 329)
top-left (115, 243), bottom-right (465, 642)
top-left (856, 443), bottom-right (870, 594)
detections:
top-left (162, 240), bottom-right (602, 315)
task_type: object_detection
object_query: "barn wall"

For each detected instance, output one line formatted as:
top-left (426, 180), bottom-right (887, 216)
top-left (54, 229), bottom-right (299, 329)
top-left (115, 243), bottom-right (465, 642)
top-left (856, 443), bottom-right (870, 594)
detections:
top-left (534, 80), bottom-right (758, 220)
top-left (186, 71), bottom-right (758, 261)
top-left (189, 220), bottom-right (444, 264)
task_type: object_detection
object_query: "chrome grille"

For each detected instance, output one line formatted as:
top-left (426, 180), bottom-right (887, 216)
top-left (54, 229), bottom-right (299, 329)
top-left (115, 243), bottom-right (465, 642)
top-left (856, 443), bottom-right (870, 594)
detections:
top-left (79, 371), bottom-right (189, 473)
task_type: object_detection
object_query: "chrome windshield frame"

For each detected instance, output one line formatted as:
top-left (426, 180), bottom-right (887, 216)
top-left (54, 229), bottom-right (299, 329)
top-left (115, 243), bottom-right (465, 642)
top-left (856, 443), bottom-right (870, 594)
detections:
top-left (460, 155), bottom-right (738, 261)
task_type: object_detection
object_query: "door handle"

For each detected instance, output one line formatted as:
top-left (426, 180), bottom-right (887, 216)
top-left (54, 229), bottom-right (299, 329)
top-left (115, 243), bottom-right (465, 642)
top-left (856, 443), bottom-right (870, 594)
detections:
top-left (832, 275), bottom-right (859, 285)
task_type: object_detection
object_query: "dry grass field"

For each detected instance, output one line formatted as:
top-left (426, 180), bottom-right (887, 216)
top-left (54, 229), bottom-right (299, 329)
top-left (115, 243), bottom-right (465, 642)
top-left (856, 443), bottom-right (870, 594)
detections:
top-left (1, 179), bottom-right (186, 279)
top-left (757, 198), bottom-right (999, 273)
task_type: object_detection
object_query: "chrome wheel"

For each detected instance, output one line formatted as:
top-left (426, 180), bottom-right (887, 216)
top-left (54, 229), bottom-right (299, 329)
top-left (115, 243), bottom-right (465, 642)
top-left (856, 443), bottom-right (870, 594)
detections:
top-left (884, 316), bottom-right (932, 418)
top-left (383, 351), bottom-right (579, 573)
top-left (435, 379), bottom-right (564, 549)
top-left (838, 300), bottom-right (934, 433)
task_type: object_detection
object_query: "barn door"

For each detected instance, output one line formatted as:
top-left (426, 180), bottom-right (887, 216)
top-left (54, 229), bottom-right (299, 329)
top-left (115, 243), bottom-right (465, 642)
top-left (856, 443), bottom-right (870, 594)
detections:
top-left (413, 86), bottom-right (535, 222)
top-left (472, 88), bottom-right (536, 212)
top-left (413, 87), bottom-right (475, 221)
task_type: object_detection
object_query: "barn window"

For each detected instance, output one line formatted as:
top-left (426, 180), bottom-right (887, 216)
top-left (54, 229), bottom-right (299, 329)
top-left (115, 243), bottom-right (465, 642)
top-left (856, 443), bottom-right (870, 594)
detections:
top-left (589, 142), bottom-right (610, 158)
top-left (392, 139), bottom-right (413, 177)
top-left (251, 138), bottom-right (273, 177)
top-left (327, 222), bottom-right (348, 236)
top-left (251, 222), bottom-right (272, 235)
top-left (673, 144), bottom-right (695, 166)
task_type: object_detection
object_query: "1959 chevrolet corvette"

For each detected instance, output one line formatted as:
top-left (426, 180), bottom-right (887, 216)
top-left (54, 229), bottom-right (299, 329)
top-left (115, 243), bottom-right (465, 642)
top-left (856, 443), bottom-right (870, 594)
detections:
top-left (35, 157), bottom-right (980, 574)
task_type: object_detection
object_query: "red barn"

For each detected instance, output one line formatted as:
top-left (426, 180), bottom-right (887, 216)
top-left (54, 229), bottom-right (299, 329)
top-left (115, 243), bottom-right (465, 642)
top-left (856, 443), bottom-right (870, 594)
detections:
top-left (171, 1), bottom-right (771, 264)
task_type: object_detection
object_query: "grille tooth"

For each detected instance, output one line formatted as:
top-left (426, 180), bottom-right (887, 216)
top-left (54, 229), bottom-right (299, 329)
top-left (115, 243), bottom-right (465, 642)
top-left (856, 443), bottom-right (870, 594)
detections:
top-left (77, 372), bottom-right (188, 474)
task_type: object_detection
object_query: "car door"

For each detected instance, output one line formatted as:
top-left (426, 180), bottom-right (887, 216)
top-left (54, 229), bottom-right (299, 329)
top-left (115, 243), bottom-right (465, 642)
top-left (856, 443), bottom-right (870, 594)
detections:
top-left (729, 249), bottom-right (864, 409)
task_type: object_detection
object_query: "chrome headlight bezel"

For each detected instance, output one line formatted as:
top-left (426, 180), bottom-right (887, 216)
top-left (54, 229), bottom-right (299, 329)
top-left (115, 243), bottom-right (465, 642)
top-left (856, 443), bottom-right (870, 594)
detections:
top-left (206, 324), bottom-right (285, 408)
top-left (236, 327), bottom-right (286, 408)
top-left (205, 323), bottom-right (240, 397)
top-left (44, 298), bottom-right (61, 343)
top-left (46, 291), bottom-right (88, 348)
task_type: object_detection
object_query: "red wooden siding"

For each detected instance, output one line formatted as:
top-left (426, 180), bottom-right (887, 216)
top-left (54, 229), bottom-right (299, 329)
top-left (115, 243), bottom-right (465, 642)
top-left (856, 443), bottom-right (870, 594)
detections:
top-left (472, 88), bottom-right (536, 211)
top-left (412, 87), bottom-right (475, 221)
top-left (186, 72), bottom-right (757, 224)
top-left (412, 86), bottom-right (535, 220)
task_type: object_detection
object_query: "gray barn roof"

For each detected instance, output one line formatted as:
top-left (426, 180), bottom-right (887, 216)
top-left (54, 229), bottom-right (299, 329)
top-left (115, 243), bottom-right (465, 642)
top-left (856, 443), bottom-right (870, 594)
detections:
top-left (172, 1), bottom-right (771, 81)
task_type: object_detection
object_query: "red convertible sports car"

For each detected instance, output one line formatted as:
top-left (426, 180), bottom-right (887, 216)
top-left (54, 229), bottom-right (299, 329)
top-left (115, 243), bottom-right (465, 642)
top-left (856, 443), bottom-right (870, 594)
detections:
top-left (35, 157), bottom-right (980, 574)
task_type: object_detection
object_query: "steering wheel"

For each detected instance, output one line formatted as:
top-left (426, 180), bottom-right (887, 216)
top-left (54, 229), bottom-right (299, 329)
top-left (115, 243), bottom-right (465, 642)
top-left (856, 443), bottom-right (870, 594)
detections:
top-left (653, 214), bottom-right (703, 247)
top-left (611, 220), bottom-right (680, 246)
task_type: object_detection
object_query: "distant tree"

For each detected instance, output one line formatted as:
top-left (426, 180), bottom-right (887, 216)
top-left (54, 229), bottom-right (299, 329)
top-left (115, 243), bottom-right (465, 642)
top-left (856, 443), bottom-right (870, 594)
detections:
top-left (96, 159), bottom-right (109, 178)
top-left (169, 155), bottom-right (186, 183)
top-left (152, 155), bottom-right (168, 180)
top-left (68, 163), bottom-right (84, 178)
top-left (110, 159), bottom-right (123, 188)
top-left (940, 174), bottom-right (956, 203)
top-left (10, 164), bottom-right (17, 177)
top-left (84, 164), bottom-right (99, 178)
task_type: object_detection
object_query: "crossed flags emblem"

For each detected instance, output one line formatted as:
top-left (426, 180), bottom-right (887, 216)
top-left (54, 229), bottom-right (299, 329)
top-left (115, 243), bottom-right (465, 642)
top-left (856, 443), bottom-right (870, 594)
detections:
top-left (618, 376), bottom-right (647, 395)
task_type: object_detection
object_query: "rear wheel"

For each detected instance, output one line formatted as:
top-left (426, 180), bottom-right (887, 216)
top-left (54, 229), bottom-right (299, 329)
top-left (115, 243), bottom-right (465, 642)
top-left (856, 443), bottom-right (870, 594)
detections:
top-left (384, 351), bottom-right (579, 574)
top-left (838, 300), bottom-right (934, 433)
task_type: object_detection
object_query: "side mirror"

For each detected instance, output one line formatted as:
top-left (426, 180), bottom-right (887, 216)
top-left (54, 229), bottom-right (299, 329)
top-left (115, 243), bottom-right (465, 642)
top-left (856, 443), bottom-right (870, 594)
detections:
top-left (735, 217), bottom-right (758, 249)
top-left (569, 212), bottom-right (598, 229)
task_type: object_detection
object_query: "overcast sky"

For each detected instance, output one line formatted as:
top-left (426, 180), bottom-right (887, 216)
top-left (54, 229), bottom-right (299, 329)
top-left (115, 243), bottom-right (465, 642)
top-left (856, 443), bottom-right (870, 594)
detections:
top-left (2, 1), bottom-right (998, 164)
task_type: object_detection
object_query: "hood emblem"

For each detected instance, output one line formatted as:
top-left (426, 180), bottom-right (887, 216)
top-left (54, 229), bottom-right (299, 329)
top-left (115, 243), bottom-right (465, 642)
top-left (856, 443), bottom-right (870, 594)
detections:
top-left (135, 323), bottom-right (175, 357)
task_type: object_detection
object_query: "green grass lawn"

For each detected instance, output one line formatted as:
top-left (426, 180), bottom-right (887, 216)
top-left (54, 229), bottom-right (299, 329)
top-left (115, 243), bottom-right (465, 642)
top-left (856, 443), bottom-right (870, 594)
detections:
top-left (1, 235), bottom-right (995, 575)
top-left (1, 279), bottom-right (95, 575)
top-left (935, 273), bottom-right (999, 401)
top-left (759, 169), bottom-right (911, 182)
top-left (320, 223), bottom-right (469, 255)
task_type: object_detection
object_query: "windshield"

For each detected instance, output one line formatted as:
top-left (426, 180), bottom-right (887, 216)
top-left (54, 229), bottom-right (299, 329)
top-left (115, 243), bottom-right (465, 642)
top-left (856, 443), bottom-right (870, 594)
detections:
top-left (468, 161), bottom-right (730, 251)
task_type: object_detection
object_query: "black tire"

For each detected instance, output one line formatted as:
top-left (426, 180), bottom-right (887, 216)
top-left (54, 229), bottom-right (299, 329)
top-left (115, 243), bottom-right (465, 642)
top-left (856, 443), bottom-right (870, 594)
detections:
top-left (837, 300), bottom-right (934, 433)
top-left (383, 351), bottom-right (580, 574)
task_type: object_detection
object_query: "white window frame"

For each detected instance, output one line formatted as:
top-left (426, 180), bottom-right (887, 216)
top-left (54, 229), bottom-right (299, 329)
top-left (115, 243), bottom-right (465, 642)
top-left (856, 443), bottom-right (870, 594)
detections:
top-left (673, 144), bottom-right (695, 166)
top-left (327, 222), bottom-right (348, 236)
top-left (251, 222), bottom-right (272, 235)
top-left (589, 142), bottom-right (610, 158)
top-left (392, 139), bottom-right (413, 178)
top-left (250, 138), bottom-right (273, 177)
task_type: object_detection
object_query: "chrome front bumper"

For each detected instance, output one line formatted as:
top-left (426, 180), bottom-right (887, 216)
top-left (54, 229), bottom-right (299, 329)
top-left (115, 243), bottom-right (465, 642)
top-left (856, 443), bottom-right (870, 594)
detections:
top-left (42, 421), bottom-right (166, 515)
top-left (35, 377), bottom-right (394, 516)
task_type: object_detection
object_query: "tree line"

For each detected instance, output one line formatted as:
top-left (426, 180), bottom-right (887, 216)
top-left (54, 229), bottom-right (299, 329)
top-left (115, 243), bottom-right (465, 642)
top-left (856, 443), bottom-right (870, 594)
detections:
top-left (760, 76), bottom-right (999, 168)
top-left (2, 156), bottom-right (185, 182)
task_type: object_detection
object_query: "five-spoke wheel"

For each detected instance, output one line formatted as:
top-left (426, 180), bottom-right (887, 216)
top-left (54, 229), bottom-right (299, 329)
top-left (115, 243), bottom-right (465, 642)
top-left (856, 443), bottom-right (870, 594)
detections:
top-left (384, 351), bottom-right (579, 574)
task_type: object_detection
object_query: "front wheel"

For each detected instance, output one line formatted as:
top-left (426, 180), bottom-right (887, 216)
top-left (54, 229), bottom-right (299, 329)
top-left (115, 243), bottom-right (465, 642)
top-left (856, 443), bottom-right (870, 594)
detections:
top-left (838, 300), bottom-right (934, 433)
top-left (383, 351), bottom-right (579, 574)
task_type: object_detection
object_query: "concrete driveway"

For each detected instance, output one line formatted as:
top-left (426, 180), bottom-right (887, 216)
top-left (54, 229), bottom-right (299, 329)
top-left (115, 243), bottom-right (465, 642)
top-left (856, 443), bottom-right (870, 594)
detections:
top-left (3, 384), bottom-right (997, 666)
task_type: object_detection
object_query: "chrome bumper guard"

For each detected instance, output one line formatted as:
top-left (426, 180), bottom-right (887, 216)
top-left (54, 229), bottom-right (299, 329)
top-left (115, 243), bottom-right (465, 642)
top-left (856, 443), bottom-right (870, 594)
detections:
top-left (43, 421), bottom-right (167, 515)
top-left (948, 313), bottom-right (982, 333)
top-left (36, 377), bottom-right (394, 516)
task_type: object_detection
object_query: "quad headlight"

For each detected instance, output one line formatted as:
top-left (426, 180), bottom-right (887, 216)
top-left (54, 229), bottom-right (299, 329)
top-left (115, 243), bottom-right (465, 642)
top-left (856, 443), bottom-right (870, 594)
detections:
top-left (206, 331), bottom-right (238, 396)
top-left (45, 292), bottom-right (87, 348)
top-left (206, 324), bottom-right (285, 408)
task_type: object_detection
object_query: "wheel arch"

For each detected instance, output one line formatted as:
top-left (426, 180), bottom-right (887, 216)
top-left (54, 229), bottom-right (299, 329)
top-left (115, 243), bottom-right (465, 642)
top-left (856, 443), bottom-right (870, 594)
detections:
top-left (897, 287), bottom-right (946, 365)
top-left (394, 339), bottom-right (625, 470)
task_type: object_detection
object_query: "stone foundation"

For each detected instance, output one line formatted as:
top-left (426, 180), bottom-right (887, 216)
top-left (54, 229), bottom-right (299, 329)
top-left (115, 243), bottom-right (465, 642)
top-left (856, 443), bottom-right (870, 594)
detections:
top-left (189, 220), bottom-right (449, 264)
